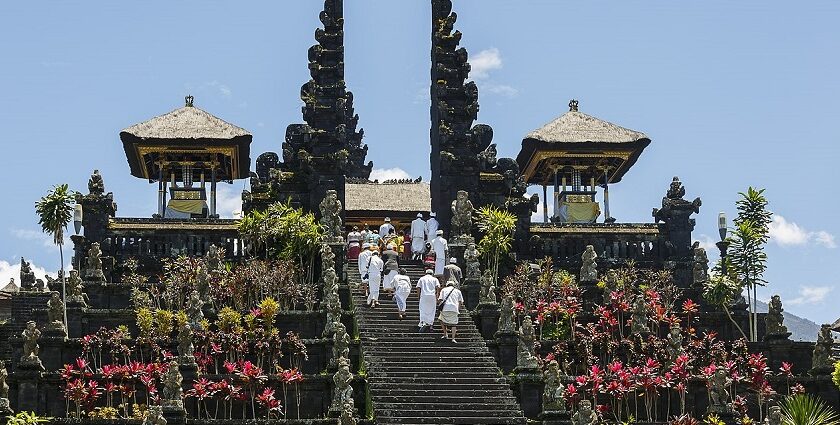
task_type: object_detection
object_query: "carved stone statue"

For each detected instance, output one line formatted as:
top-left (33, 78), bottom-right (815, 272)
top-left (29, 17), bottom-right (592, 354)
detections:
top-left (450, 190), bottom-right (474, 241)
top-left (764, 405), bottom-right (781, 425)
top-left (206, 245), bottom-right (222, 273)
top-left (631, 295), bottom-right (650, 334)
top-left (765, 295), bottom-right (790, 338)
top-left (143, 405), bottom-right (167, 425)
top-left (580, 245), bottom-right (598, 282)
top-left (693, 245), bottom-right (709, 286)
top-left (332, 322), bottom-right (350, 369)
top-left (162, 360), bottom-right (183, 407)
top-left (84, 242), bottom-right (106, 282)
top-left (331, 356), bottom-right (354, 414)
top-left (0, 360), bottom-right (8, 399)
top-left (571, 400), bottom-right (598, 425)
top-left (666, 323), bottom-right (683, 362)
top-left (66, 270), bottom-right (86, 305)
top-left (479, 269), bottom-right (497, 305)
top-left (186, 290), bottom-right (204, 331)
top-left (542, 360), bottom-right (567, 412)
top-left (177, 322), bottom-right (195, 365)
top-left (20, 321), bottom-right (43, 369)
top-left (319, 190), bottom-right (344, 243)
top-left (46, 292), bottom-right (67, 336)
top-left (195, 266), bottom-right (211, 306)
top-left (602, 270), bottom-right (618, 305)
top-left (708, 368), bottom-right (732, 414)
top-left (339, 401), bottom-right (356, 425)
top-left (811, 324), bottom-right (835, 374)
top-left (19, 257), bottom-right (36, 290)
top-left (497, 295), bottom-right (516, 334)
top-left (88, 169), bottom-right (105, 196)
top-left (517, 316), bottom-right (539, 371)
top-left (321, 244), bottom-right (336, 275)
top-left (464, 242), bottom-right (480, 279)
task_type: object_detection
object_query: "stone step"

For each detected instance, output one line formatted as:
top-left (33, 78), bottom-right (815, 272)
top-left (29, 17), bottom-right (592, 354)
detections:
top-left (368, 376), bottom-right (509, 385)
top-left (374, 417), bottom-right (526, 425)
top-left (369, 370), bottom-right (503, 378)
top-left (378, 408), bottom-right (525, 418)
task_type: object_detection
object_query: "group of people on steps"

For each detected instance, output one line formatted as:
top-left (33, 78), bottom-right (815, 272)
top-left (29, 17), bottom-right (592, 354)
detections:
top-left (350, 215), bottom-right (465, 343)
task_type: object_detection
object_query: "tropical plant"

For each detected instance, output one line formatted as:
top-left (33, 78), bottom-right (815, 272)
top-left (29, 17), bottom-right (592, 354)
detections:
top-left (5, 411), bottom-right (51, 425)
top-left (702, 273), bottom-right (748, 340)
top-left (833, 361), bottom-right (840, 390)
top-left (476, 205), bottom-right (516, 288)
top-left (725, 187), bottom-right (771, 341)
top-left (779, 394), bottom-right (840, 425)
top-left (35, 183), bottom-right (76, 329)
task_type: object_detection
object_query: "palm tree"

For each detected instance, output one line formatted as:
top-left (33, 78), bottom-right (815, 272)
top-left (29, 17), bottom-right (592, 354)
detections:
top-left (35, 184), bottom-right (76, 329)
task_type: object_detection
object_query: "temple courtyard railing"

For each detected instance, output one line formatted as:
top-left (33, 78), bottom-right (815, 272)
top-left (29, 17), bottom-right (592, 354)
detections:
top-left (529, 222), bottom-right (666, 269)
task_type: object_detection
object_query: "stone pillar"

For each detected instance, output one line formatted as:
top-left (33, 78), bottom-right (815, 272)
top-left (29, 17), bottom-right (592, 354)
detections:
top-left (461, 278), bottom-right (480, 311)
top-left (514, 370), bottom-right (543, 419)
top-left (13, 367), bottom-right (44, 414)
top-left (474, 303), bottom-right (500, 340)
top-left (495, 331), bottom-right (518, 374)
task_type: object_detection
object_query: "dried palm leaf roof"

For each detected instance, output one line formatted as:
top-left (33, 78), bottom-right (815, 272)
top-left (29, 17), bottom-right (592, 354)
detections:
top-left (121, 102), bottom-right (250, 140)
top-left (525, 110), bottom-right (647, 145)
top-left (345, 182), bottom-right (431, 213)
top-left (1, 280), bottom-right (19, 294)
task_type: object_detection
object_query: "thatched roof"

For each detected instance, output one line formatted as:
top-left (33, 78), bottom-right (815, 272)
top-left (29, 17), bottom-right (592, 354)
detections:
top-left (1, 280), bottom-right (19, 294)
top-left (525, 110), bottom-right (647, 145)
top-left (122, 103), bottom-right (250, 140)
top-left (345, 182), bottom-right (430, 213)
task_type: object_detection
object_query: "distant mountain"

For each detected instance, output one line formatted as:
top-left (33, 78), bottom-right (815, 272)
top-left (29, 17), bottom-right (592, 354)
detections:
top-left (755, 300), bottom-right (821, 342)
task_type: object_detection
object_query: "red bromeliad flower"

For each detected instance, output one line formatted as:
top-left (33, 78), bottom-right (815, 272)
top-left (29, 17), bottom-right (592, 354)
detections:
top-left (780, 362), bottom-right (793, 377)
top-left (223, 360), bottom-right (238, 374)
top-left (256, 388), bottom-right (281, 416)
top-left (681, 299), bottom-right (698, 314)
top-left (60, 364), bottom-right (76, 380)
top-left (281, 368), bottom-right (304, 384)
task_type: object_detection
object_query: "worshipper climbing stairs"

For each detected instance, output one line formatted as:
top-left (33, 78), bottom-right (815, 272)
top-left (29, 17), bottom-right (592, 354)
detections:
top-left (348, 260), bottom-right (527, 424)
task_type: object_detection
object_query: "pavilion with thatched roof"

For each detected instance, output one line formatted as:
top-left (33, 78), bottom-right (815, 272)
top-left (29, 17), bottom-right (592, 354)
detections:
top-left (345, 180), bottom-right (430, 231)
top-left (120, 96), bottom-right (252, 218)
top-left (516, 100), bottom-right (650, 223)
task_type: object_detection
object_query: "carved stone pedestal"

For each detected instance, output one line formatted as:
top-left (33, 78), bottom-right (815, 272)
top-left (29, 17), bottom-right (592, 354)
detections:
top-left (461, 278), bottom-right (480, 310)
top-left (539, 410), bottom-right (570, 425)
top-left (495, 331), bottom-right (518, 374)
top-left (513, 369), bottom-right (543, 419)
top-left (474, 303), bottom-right (500, 340)
top-left (161, 400), bottom-right (187, 425)
top-left (13, 368), bottom-right (43, 414)
top-left (765, 332), bottom-right (792, 344)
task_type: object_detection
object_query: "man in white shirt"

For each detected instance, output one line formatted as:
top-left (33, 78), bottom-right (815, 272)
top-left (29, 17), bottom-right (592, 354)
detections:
top-left (425, 212), bottom-right (439, 240)
top-left (430, 230), bottom-right (449, 277)
top-left (409, 213), bottom-right (427, 261)
top-left (379, 217), bottom-right (395, 239)
top-left (416, 269), bottom-right (440, 330)
top-left (392, 268), bottom-right (412, 320)
top-left (357, 243), bottom-right (372, 284)
top-left (438, 280), bottom-right (464, 343)
top-left (366, 251), bottom-right (384, 308)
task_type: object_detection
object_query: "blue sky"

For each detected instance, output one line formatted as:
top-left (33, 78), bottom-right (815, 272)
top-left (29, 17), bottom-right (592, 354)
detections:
top-left (1, 1), bottom-right (838, 326)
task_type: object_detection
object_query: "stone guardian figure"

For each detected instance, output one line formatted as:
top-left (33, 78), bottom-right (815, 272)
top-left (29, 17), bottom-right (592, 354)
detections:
top-left (542, 360), bottom-right (567, 412)
top-left (46, 292), bottom-right (67, 337)
top-left (331, 356), bottom-right (354, 414)
top-left (631, 295), bottom-right (650, 334)
top-left (666, 323), bottom-right (683, 362)
top-left (143, 405), bottom-right (167, 425)
top-left (497, 294), bottom-right (516, 334)
top-left (450, 190), bottom-right (475, 242)
top-left (186, 290), bottom-right (205, 331)
top-left (319, 190), bottom-right (344, 243)
top-left (464, 242), bottom-right (480, 279)
top-left (177, 322), bottom-right (195, 365)
top-left (66, 270), bottom-right (87, 305)
top-left (708, 368), bottom-right (732, 414)
top-left (162, 360), bottom-right (184, 408)
top-left (479, 269), bottom-right (497, 305)
top-left (0, 360), bottom-right (10, 414)
top-left (517, 316), bottom-right (539, 371)
top-left (693, 245), bottom-right (709, 286)
top-left (84, 242), bottom-right (106, 282)
top-left (580, 245), bottom-right (598, 282)
top-left (571, 400), bottom-right (598, 425)
top-left (332, 322), bottom-right (350, 369)
top-left (20, 321), bottom-right (43, 369)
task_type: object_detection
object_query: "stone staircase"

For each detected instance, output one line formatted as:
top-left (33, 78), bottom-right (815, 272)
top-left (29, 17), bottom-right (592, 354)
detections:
top-left (349, 260), bottom-right (526, 424)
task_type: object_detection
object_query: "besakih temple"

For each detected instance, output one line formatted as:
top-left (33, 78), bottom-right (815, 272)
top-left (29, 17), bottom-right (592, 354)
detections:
top-left (1, 1), bottom-right (837, 424)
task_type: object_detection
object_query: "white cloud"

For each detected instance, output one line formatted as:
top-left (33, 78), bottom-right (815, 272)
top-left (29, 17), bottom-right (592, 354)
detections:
top-left (215, 185), bottom-right (243, 219)
top-left (10, 228), bottom-right (69, 251)
top-left (483, 83), bottom-right (519, 98)
top-left (788, 285), bottom-right (833, 306)
top-left (469, 48), bottom-right (503, 80)
top-left (0, 259), bottom-right (51, 290)
top-left (369, 168), bottom-right (411, 182)
top-left (207, 80), bottom-right (232, 97)
top-left (769, 214), bottom-right (836, 248)
top-left (695, 234), bottom-right (719, 254)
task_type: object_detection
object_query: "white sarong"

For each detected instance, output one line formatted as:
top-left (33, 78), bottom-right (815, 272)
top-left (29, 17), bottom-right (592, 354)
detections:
top-left (419, 294), bottom-right (437, 326)
top-left (434, 257), bottom-right (446, 276)
top-left (394, 277), bottom-right (412, 312)
top-left (368, 272), bottom-right (381, 305)
top-left (411, 237), bottom-right (426, 254)
top-left (383, 270), bottom-right (398, 290)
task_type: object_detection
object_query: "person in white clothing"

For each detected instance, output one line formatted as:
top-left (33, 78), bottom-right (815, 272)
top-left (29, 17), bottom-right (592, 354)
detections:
top-left (392, 268), bottom-right (412, 320)
top-left (425, 212), bottom-right (439, 240)
top-left (416, 269), bottom-right (440, 330)
top-left (430, 230), bottom-right (449, 277)
top-left (438, 280), bottom-right (464, 343)
top-left (366, 251), bottom-right (384, 307)
top-left (357, 243), bottom-right (373, 285)
top-left (379, 217), bottom-right (395, 239)
top-left (409, 213), bottom-right (427, 260)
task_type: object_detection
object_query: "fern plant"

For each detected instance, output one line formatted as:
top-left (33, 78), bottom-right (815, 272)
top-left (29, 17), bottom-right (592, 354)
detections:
top-left (780, 394), bottom-right (840, 425)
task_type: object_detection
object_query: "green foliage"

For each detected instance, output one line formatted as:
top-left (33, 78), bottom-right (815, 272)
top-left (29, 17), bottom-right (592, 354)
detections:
top-left (702, 273), bottom-right (748, 340)
top-left (734, 187), bottom-right (772, 242)
top-left (217, 306), bottom-right (242, 333)
top-left (833, 361), bottom-right (840, 390)
top-left (258, 297), bottom-right (279, 332)
top-left (35, 184), bottom-right (75, 246)
top-left (136, 307), bottom-right (154, 340)
top-left (5, 411), bottom-right (51, 425)
top-left (476, 205), bottom-right (516, 286)
top-left (154, 309), bottom-right (174, 338)
top-left (780, 394), bottom-right (840, 425)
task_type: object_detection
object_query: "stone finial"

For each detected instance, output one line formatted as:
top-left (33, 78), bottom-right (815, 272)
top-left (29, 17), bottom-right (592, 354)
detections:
top-left (569, 99), bottom-right (579, 112)
top-left (19, 257), bottom-right (36, 290)
top-left (185, 95), bottom-right (194, 107)
top-left (88, 169), bottom-right (105, 196)
top-left (765, 295), bottom-right (790, 339)
top-left (811, 324), bottom-right (835, 374)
